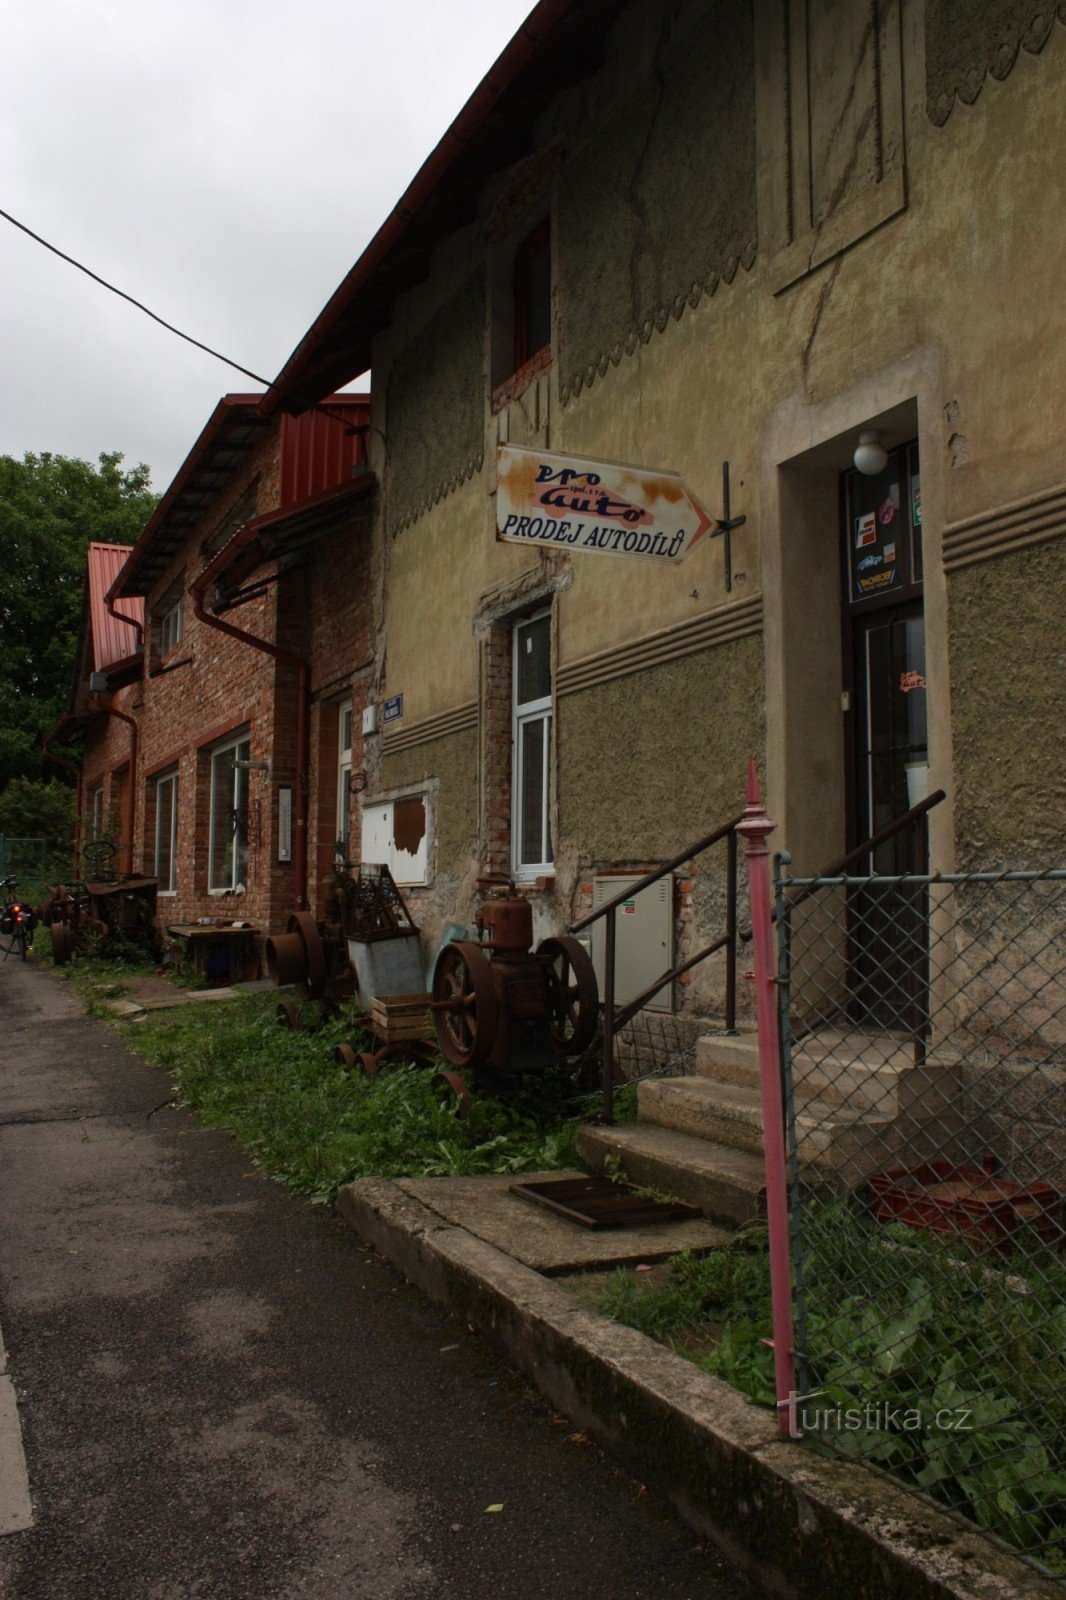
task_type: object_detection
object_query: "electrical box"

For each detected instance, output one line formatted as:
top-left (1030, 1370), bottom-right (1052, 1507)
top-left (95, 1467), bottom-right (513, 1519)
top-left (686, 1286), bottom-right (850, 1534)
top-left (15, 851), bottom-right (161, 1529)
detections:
top-left (590, 874), bottom-right (674, 1013)
top-left (361, 704), bottom-right (379, 736)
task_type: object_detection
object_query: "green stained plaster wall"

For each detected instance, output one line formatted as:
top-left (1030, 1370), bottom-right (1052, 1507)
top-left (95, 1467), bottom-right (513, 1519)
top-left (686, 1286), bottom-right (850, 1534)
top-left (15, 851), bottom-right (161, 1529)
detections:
top-left (557, 0), bottom-right (756, 401)
top-left (948, 541), bottom-right (1065, 866)
top-left (380, 728), bottom-right (478, 879)
top-left (385, 275), bottom-right (484, 532)
top-left (925, 1), bottom-right (1064, 124)
top-left (557, 634), bottom-right (764, 862)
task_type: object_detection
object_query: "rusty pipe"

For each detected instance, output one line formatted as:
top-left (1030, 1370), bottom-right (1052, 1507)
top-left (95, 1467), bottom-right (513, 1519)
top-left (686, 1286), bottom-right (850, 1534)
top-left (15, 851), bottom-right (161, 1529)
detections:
top-left (90, 696), bottom-right (137, 876)
top-left (190, 530), bottom-right (310, 911)
top-left (105, 591), bottom-right (144, 648)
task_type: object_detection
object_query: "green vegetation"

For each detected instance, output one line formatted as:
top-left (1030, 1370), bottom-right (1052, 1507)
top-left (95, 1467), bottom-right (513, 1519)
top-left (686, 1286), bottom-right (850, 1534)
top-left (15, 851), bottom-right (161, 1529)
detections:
top-left (596, 1211), bottom-right (1066, 1569)
top-left (44, 954), bottom-right (633, 1203)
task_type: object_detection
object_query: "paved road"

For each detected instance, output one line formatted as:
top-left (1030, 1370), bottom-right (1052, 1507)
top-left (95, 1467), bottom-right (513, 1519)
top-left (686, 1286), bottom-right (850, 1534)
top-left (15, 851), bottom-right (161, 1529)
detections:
top-left (0, 956), bottom-right (770, 1600)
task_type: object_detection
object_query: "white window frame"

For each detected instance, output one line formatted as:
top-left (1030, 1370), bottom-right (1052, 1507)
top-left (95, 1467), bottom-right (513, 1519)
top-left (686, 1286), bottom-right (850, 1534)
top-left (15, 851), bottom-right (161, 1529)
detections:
top-left (336, 699), bottom-right (353, 857)
top-left (90, 785), bottom-right (104, 842)
top-left (512, 610), bottom-right (553, 879)
top-left (208, 732), bottom-right (250, 894)
top-left (159, 595), bottom-right (183, 656)
top-left (154, 769), bottom-right (179, 895)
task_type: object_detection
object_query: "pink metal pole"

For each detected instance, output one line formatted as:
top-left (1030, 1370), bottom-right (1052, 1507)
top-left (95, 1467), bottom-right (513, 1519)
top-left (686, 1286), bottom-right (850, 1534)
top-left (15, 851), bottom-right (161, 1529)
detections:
top-left (737, 761), bottom-right (799, 1439)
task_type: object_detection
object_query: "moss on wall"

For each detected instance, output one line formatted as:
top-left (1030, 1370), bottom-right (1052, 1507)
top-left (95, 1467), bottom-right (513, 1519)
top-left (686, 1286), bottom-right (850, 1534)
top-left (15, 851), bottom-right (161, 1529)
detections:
top-left (557, 634), bottom-right (764, 862)
top-left (925, 0), bottom-right (1064, 124)
top-left (379, 728), bottom-right (478, 879)
top-left (948, 540), bottom-right (1065, 866)
top-left (557, 0), bottom-right (756, 401)
top-left (385, 275), bottom-right (484, 532)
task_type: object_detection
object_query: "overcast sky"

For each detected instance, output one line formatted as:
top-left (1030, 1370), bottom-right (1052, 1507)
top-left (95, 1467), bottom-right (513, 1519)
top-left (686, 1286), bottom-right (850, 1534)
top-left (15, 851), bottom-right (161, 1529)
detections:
top-left (2, 0), bottom-right (534, 491)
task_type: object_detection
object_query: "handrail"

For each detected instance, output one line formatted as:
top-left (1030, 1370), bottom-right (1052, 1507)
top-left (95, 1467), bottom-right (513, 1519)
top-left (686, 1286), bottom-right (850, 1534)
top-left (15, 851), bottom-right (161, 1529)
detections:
top-left (571, 813), bottom-right (744, 932)
top-left (575, 782), bottom-right (947, 1124)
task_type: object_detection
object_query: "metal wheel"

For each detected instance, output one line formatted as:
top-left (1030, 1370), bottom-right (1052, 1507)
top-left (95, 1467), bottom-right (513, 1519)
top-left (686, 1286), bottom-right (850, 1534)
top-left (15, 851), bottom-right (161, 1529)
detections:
top-left (431, 941), bottom-right (498, 1069)
top-left (51, 921), bottom-right (72, 966)
top-left (288, 912), bottom-right (326, 999)
top-left (537, 936), bottom-right (599, 1056)
top-left (276, 999), bottom-right (301, 1030)
top-left (334, 1044), bottom-right (359, 1071)
top-left (432, 1070), bottom-right (472, 1120)
top-left (82, 839), bottom-right (117, 880)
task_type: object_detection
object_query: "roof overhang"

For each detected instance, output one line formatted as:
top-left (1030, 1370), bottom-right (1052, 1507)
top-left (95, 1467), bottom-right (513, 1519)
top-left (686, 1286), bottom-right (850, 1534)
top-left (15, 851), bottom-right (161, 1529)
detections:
top-left (260, 0), bottom-right (622, 416)
top-left (206, 469), bottom-right (377, 602)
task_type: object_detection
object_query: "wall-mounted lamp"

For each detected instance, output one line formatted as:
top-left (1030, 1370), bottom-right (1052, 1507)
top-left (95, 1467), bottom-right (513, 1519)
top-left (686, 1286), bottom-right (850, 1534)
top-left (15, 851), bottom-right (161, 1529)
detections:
top-left (853, 429), bottom-right (888, 476)
top-left (347, 769), bottom-right (368, 796)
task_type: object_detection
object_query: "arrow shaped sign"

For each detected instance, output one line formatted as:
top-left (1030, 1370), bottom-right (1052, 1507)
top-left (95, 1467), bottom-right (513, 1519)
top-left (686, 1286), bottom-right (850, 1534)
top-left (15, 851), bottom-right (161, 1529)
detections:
top-left (496, 444), bottom-right (713, 563)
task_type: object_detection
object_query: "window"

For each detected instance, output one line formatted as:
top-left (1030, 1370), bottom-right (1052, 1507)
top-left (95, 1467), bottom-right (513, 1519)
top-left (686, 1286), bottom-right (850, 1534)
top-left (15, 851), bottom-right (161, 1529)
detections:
top-left (362, 793), bottom-right (429, 886)
top-left (160, 596), bottom-right (183, 656)
top-left (512, 219), bottom-right (551, 373)
top-left (336, 700), bottom-right (353, 856)
top-left (154, 770), bottom-right (178, 893)
top-left (89, 785), bottom-right (104, 841)
top-left (512, 612), bottom-right (552, 877)
top-left (208, 733), bottom-right (250, 892)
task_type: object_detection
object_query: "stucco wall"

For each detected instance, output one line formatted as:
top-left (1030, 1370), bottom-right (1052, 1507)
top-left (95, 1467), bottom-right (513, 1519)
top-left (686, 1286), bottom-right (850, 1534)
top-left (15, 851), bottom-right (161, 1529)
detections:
top-left (556, 0), bottom-right (756, 402)
top-left (557, 634), bottom-right (764, 862)
top-left (948, 541), bottom-right (1065, 867)
top-left (385, 274), bottom-right (485, 534)
top-left (378, 727), bottom-right (478, 883)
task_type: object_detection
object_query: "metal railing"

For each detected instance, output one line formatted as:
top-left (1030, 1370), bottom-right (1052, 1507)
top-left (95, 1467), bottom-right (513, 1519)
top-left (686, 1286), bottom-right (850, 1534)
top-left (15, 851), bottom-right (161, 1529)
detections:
top-left (571, 813), bottom-right (744, 1121)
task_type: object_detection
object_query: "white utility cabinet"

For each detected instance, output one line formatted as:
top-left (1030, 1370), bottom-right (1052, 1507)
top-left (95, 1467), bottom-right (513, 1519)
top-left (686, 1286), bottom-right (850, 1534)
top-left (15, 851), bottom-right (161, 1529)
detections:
top-left (590, 874), bottom-right (674, 1013)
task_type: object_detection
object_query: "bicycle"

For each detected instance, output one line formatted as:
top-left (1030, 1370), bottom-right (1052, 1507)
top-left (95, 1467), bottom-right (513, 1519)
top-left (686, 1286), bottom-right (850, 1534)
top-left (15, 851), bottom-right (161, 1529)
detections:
top-left (1, 875), bottom-right (37, 961)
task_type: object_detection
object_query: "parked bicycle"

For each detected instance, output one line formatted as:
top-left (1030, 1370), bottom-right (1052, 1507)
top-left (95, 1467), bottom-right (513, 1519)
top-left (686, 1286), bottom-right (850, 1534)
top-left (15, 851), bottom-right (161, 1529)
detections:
top-left (1, 875), bottom-right (37, 961)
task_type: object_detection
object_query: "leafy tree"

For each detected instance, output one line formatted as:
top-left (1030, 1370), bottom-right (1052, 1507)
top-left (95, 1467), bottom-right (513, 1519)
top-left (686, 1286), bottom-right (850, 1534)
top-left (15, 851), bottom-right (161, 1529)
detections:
top-left (0, 451), bottom-right (156, 790)
top-left (0, 776), bottom-right (76, 877)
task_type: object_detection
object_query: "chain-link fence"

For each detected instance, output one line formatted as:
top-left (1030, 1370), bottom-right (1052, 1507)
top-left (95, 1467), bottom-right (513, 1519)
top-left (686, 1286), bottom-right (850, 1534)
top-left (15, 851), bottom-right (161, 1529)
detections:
top-left (0, 836), bottom-right (49, 889)
top-left (775, 864), bottom-right (1065, 1576)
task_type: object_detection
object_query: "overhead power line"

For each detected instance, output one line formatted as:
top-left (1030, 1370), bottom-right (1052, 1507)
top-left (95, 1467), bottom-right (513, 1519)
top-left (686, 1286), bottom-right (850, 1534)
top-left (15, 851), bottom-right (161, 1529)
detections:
top-left (0, 205), bottom-right (370, 437)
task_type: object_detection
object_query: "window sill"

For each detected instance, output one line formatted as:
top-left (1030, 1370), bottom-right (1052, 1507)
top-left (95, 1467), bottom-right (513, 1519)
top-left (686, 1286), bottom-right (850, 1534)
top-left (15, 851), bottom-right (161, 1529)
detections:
top-left (492, 347), bottom-right (552, 414)
top-left (149, 653), bottom-right (193, 678)
top-left (157, 889), bottom-right (177, 898)
top-left (511, 873), bottom-right (555, 894)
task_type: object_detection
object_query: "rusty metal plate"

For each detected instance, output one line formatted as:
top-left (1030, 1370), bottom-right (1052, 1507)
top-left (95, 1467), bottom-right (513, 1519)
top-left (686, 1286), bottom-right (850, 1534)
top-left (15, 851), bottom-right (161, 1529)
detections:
top-left (509, 1175), bottom-right (701, 1230)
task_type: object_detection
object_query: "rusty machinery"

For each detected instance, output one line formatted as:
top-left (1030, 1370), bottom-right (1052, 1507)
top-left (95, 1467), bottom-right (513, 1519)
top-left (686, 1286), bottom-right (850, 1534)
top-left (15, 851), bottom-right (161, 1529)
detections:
top-left (45, 840), bottom-right (161, 965)
top-left (431, 879), bottom-right (599, 1093)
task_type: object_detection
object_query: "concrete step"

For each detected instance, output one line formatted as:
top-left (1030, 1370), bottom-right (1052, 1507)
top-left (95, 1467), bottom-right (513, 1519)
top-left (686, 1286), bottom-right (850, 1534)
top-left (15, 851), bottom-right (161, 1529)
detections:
top-left (695, 1031), bottom-right (957, 1117)
top-left (639, 1075), bottom-right (899, 1182)
top-left (576, 1121), bottom-right (765, 1229)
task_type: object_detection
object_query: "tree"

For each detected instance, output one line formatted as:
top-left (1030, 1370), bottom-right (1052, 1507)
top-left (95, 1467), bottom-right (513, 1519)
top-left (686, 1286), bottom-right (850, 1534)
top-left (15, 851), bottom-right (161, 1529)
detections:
top-left (0, 451), bottom-right (157, 790)
top-left (0, 776), bottom-right (76, 878)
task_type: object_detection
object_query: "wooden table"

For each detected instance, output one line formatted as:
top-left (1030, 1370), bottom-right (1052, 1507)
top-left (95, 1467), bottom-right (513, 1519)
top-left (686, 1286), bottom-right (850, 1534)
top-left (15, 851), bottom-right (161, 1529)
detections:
top-left (166, 924), bottom-right (259, 982)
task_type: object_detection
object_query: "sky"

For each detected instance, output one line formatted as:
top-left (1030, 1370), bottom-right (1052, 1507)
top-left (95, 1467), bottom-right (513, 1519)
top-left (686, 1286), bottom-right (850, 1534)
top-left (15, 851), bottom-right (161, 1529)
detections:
top-left (2, 0), bottom-right (535, 492)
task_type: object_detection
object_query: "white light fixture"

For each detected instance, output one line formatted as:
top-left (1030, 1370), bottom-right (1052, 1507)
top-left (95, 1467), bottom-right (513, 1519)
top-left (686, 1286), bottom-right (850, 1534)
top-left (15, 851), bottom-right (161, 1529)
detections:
top-left (853, 429), bottom-right (888, 476)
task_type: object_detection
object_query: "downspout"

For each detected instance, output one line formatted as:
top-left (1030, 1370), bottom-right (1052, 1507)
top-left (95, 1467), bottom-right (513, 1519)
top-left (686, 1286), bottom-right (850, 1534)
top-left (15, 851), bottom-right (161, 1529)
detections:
top-left (42, 713), bottom-right (84, 872)
top-left (190, 530), bottom-right (310, 912)
top-left (90, 697), bottom-right (138, 876)
top-left (105, 593), bottom-right (144, 649)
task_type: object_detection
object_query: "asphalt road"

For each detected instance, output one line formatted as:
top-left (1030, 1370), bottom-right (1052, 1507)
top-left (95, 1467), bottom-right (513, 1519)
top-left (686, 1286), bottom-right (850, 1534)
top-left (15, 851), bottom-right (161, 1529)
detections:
top-left (0, 955), bottom-right (771, 1600)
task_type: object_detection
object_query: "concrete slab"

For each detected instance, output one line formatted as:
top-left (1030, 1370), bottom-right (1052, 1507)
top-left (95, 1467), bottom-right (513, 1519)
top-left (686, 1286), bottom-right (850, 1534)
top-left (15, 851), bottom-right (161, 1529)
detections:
top-left (0, 1375), bottom-right (33, 1534)
top-left (396, 1171), bottom-right (733, 1274)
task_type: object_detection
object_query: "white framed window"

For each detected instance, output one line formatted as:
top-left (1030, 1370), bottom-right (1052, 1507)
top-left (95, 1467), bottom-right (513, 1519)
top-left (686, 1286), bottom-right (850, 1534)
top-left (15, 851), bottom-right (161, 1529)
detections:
top-left (154, 769), bottom-right (178, 894)
top-left (362, 792), bottom-right (429, 886)
top-left (89, 785), bottom-right (104, 841)
top-left (336, 700), bottom-right (353, 856)
top-left (160, 595), bottom-right (183, 656)
top-left (512, 611), bottom-right (552, 878)
top-left (208, 732), bottom-right (250, 892)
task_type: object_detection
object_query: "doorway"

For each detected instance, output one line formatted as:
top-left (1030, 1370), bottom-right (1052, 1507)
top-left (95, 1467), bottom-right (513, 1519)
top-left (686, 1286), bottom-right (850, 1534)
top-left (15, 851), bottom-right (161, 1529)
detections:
top-left (842, 440), bottom-right (928, 1026)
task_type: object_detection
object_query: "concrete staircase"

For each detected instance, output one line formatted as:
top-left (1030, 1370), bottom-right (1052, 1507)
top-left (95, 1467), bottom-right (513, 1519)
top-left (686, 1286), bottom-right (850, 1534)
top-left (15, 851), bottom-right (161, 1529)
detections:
top-left (578, 1026), bottom-right (954, 1228)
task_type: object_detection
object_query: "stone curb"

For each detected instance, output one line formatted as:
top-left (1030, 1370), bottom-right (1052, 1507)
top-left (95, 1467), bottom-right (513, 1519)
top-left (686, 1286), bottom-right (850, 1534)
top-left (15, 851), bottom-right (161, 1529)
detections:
top-left (336, 1178), bottom-right (1059, 1600)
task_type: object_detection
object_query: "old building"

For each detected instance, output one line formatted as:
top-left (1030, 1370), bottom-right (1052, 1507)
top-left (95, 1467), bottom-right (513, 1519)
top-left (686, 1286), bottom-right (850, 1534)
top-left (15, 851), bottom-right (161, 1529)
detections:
top-left (256, 0), bottom-right (1062, 1026)
top-left (64, 393), bottom-right (373, 963)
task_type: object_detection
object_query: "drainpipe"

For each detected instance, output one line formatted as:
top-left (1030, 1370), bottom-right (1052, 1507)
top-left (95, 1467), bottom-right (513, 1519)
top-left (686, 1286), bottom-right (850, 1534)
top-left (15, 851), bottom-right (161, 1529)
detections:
top-left (90, 695), bottom-right (138, 876)
top-left (42, 713), bottom-right (84, 873)
top-left (190, 532), bottom-right (309, 911)
top-left (105, 593), bottom-right (144, 650)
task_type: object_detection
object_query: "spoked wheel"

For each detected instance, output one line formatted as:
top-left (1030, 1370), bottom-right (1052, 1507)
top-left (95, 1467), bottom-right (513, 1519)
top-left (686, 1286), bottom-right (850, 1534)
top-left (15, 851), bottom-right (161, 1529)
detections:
top-left (82, 840), bottom-right (118, 881)
top-left (537, 936), bottom-right (599, 1056)
top-left (431, 941), bottom-right (498, 1069)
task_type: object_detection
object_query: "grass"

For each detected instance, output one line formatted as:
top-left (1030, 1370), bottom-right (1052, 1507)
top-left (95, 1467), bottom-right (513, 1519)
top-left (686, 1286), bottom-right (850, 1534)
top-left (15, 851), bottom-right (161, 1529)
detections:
top-left (41, 943), bottom-right (634, 1204)
top-left (595, 1211), bottom-right (1066, 1570)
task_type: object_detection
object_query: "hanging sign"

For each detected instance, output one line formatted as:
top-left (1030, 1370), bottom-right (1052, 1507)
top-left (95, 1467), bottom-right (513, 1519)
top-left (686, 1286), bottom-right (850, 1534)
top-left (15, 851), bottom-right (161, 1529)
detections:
top-left (496, 445), bottom-right (712, 563)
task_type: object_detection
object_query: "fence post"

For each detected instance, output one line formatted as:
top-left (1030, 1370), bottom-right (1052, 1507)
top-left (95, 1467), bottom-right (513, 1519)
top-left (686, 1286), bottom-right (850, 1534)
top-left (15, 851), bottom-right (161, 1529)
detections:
top-left (737, 762), bottom-right (799, 1439)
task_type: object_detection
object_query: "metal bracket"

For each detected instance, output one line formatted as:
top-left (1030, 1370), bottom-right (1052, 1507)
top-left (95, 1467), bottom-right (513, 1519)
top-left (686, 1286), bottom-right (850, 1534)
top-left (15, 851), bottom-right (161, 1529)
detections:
top-left (711, 461), bottom-right (746, 593)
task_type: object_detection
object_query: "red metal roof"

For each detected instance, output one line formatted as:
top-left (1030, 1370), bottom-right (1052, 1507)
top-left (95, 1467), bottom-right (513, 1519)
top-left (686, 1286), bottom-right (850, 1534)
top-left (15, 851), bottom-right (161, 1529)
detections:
top-left (88, 543), bottom-right (143, 672)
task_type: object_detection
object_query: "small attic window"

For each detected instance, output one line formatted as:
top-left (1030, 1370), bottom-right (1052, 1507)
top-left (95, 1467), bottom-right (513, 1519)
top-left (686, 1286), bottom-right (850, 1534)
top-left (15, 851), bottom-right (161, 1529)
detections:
top-left (513, 220), bottom-right (552, 373)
